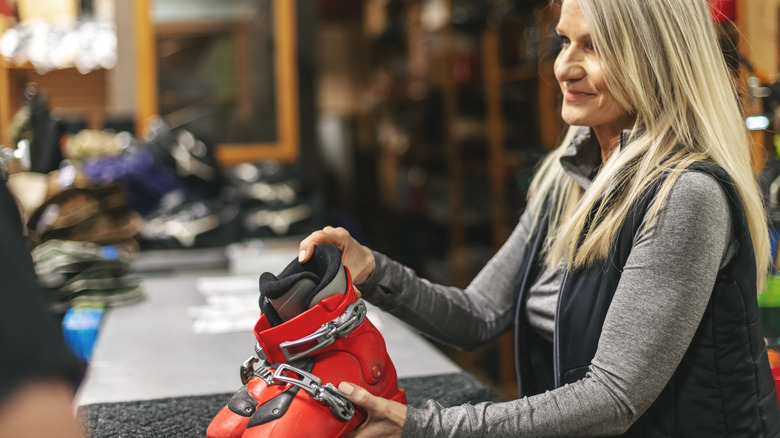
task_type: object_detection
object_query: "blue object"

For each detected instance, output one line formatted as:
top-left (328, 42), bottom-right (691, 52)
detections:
top-left (62, 305), bottom-right (105, 361)
top-left (100, 245), bottom-right (118, 260)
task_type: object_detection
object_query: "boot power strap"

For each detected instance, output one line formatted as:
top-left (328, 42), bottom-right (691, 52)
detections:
top-left (272, 363), bottom-right (355, 421)
top-left (277, 299), bottom-right (367, 362)
top-left (242, 360), bottom-right (355, 422)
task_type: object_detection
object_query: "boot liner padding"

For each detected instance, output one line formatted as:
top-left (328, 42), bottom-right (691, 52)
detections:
top-left (258, 244), bottom-right (345, 324)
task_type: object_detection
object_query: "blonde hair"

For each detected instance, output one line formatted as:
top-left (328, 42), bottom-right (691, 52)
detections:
top-left (528, 0), bottom-right (770, 290)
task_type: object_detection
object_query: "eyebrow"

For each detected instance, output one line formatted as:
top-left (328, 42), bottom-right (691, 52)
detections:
top-left (554, 26), bottom-right (592, 44)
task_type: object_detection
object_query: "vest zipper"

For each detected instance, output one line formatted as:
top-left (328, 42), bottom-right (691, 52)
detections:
top-left (553, 269), bottom-right (568, 389)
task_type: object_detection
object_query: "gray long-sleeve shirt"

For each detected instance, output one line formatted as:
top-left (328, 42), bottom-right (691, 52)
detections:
top-left (360, 163), bottom-right (734, 435)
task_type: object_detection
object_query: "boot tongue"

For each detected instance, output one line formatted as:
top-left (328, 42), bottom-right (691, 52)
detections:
top-left (307, 266), bottom-right (346, 307)
top-left (258, 244), bottom-right (348, 325)
top-left (259, 267), bottom-right (348, 324)
top-left (266, 274), bottom-right (318, 322)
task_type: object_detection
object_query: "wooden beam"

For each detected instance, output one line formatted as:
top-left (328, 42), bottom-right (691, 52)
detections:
top-left (0, 51), bottom-right (11, 148)
top-left (274, 0), bottom-right (300, 162)
top-left (134, 0), bottom-right (157, 140)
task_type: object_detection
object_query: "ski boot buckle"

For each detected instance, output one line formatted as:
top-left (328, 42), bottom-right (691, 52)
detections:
top-left (279, 299), bottom-right (367, 361)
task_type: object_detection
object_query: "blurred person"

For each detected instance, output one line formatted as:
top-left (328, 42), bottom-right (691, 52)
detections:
top-left (0, 175), bottom-right (85, 438)
top-left (299, 0), bottom-right (780, 436)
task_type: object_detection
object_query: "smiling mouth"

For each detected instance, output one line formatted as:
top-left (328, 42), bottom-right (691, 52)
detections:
top-left (564, 90), bottom-right (594, 101)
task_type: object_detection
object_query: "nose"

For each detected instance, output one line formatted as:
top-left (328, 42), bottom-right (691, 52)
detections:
top-left (554, 47), bottom-right (585, 85)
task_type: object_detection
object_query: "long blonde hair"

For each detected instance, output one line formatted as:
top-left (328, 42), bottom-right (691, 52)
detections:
top-left (528, 0), bottom-right (770, 290)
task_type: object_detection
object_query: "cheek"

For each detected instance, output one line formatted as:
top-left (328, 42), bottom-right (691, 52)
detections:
top-left (599, 89), bottom-right (627, 118)
top-left (591, 73), bottom-right (624, 115)
top-left (586, 57), bottom-right (606, 85)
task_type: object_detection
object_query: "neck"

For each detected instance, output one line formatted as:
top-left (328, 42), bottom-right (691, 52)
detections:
top-left (594, 129), bottom-right (622, 162)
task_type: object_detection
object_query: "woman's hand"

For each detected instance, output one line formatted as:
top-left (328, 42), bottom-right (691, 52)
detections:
top-left (339, 382), bottom-right (406, 438)
top-left (299, 226), bottom-right (375, 285)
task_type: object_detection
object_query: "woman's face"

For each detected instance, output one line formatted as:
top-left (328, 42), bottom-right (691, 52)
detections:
top-left (554, 0), bottom-right (633, 143)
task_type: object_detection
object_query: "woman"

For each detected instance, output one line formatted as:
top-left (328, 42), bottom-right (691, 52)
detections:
top-left (300, 0), bottom-right (780, 436)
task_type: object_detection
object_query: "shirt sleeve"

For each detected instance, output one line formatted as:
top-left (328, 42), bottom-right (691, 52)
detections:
top-left (400, 171), bottom-right (732, 437)
top-left (0, 180), bottom-right (85, 402)
top-left (359, 203), bottom-right (537, 350)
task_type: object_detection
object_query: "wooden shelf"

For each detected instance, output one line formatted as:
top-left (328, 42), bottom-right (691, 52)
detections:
top-left (4, 62), bottom-right (44, 71)
top-left (354, 0), bottom-right (563, 397)
top-left (0, 58), bottom-right (109, 148)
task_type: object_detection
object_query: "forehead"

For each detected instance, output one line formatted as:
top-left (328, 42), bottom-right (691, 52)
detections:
top-left (557, 0), bottom-right (588, 34)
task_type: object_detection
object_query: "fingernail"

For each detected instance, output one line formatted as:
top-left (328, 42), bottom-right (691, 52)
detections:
top-left (338, 382), bottom-right (354, 395)
top-left (298, 250), bottom-right (306, 262)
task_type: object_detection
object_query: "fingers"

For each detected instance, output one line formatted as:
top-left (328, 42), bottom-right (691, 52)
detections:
top-left (338, 382), bottom-right (406, 438)
top-left (339, 383), bottom-right (367, 438)
top-left (298, 226), bottom-right (349, 263)
top-left (338, 382), bottom-right (378, 411)
top-left (298, 227), bottom-right (374, 285)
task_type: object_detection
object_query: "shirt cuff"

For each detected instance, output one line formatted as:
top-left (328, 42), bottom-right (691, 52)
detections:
top-left (357, 250), bottom-right (386, 297)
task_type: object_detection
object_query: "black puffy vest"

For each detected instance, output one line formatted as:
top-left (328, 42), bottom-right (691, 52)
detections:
top-left (514, 164), bottom-right (780, 436)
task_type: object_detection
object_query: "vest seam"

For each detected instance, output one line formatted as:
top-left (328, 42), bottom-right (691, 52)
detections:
top-left (708, 167), bottom-right (768, 438)
top-left (710, 302), bottom-right (731, 435)
top-left (751, 316), bottom-right (771, 437)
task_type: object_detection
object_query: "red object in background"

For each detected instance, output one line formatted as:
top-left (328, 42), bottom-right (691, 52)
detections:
top-left (710, 0), bottom-right (737, 22)
top-left (767, 349), bottom-right (780, 407)
top-left (0, 0), bottom-right (12, 17)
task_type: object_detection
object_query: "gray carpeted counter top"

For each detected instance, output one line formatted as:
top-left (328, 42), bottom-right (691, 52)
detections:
top-left (78, 372), bottom-right (503, 437)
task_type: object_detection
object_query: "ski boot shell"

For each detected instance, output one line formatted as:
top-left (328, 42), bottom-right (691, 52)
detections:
top-left (207, 244), bottom-right (406, 438)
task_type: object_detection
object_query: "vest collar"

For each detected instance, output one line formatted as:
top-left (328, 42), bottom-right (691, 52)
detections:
top-left (559, 126), bottom-right (634, 190)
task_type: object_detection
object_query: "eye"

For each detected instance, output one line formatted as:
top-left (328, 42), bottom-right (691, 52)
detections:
top-left (584, 39), bottom-right (594, 51)
top-left (559, 35), bottom-right (571, 47)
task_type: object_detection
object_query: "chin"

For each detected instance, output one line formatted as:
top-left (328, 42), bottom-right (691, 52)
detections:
top-left (560, 111), bottom-right (587, 127)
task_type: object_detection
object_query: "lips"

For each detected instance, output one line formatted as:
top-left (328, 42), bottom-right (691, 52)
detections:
top-left (564, 89), bottom-right (595, 101)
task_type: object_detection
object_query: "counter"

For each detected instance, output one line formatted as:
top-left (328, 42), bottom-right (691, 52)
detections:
top-left (75, 246), bottom-right (503, 436)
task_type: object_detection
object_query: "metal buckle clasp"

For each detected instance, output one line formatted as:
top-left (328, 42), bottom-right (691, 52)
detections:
top-left (240, 343), bottom-right (273, 385)
top-left (278, 299), bottom-right (367, 361)
top-left (240, 356), bottom-right (258, 385)
top-left (273, 363), bottom-right (355, 421)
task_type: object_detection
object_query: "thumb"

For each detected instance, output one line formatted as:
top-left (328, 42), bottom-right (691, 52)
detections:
top-left (338, 382), bottom-right (378, 413)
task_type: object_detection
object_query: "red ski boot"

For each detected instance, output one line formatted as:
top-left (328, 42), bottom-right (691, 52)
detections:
top-left (207, 244), bottom-right (406, 438)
